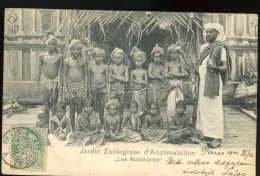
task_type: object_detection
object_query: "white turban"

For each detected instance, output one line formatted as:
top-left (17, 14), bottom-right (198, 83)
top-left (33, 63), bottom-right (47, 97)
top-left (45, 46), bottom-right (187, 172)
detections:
top-left (111, 47), bottom-right (125, 60)
top-left (130, 46), bottom-right (146, 63)
top-left (69, 39), bottom-right (82, 50)
top-left (204, 23), bottom-right (226, 42)
top-left (45, 34), bottom-right (57, 45)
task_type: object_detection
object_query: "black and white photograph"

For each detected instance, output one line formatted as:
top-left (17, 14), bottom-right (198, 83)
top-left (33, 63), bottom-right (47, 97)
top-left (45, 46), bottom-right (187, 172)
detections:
top-left (2, 8), bottom-right (257, 175)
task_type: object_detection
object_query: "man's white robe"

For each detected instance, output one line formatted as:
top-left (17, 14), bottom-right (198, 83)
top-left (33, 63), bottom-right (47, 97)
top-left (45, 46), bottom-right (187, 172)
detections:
top-left (196, 43), bottom-right (226, 139)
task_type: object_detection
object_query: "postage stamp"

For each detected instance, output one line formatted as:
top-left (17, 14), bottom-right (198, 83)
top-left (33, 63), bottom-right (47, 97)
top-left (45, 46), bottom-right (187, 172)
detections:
top-left (2, 127), bottom-right (47, 171)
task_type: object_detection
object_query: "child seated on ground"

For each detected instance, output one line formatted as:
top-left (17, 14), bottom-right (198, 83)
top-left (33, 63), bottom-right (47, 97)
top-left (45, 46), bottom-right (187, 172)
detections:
top-left (121, 101), bottom-right (142, 142)
top-left (103, 99), bottom-right (125, 141)
top-left (140, 102), bottom-right (167, 142)
top-left (167, 100), bottom-right (202, 145)
top-left (68, 98), bottom-right (104, 146)
top-left (48, 103), bottom-right (72, 146)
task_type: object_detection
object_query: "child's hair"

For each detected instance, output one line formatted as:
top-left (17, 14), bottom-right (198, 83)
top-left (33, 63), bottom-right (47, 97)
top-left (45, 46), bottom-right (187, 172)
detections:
top-left (55, 102), bottom-right (66, 111)
top-left (93, 48), bottom-right (106, 58)
top-left (84, 98), bottom-right (94, 107)
top-left (149, 102), bottom-right (159, 109)
top-left (129, 100), bottom-right (138, 109)
top-left (148, 102), bottom-right (160, 115)
top-left (176, 100), bottom-right (186, 111)
top-left (105, 99), bottom-right (119, 110)
top-left (167, 49), bottom-right (180, 62)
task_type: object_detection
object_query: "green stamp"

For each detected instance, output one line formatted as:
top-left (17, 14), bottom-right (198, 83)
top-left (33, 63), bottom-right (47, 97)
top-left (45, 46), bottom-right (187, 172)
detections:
top-left (2, 127), bottom-right (47, 170)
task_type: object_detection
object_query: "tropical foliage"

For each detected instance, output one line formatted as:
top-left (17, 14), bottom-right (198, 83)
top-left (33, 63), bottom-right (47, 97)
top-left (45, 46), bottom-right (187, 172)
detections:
top-left (60, 10), bottom-right (204, 44)
top-left (59, 10), bottom-right (205, 68)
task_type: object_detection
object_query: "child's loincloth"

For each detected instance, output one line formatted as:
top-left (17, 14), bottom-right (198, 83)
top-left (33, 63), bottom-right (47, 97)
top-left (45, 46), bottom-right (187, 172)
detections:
top-left (109, 82), bottom-right (125, 99)
top-left (140, 128), bottom-right (167, 142)
top-left (122, 129), bottom-right (141, 142)
top-left (67, 80), bottom-right (85, 99)
top-left (41, 74), bottom-right (59, 96)
top-left (91, 85), bottom-right (107, 95)
top-left (167, 128), bottom-right (203, 144)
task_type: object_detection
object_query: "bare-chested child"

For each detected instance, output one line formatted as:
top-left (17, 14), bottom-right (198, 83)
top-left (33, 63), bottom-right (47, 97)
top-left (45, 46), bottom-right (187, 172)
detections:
top-left (148, 44), bottom-right (165, 106)
top-left (103, 99), bottom-right (125, 141)
top-left (64, 39), bottom-right (88, 131)
top-left (167, 100), bottom-right (201, 145)
top-left (165, 44), bottom-right (187, 121)
top-left (88, 48), bottom-right (108, 123)
top-left (140, 102), bottom-right (167, 142)
top-left (108, 47), bottom-right (129, 124)
top-left (35, 35), bottom-right (62, 126)
top-left (130, 47), bottom-right (147, 114)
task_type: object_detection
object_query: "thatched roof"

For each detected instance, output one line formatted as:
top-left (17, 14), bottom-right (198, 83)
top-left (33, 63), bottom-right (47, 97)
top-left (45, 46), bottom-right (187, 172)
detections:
top-left (60, 10), bottom-right (204, 45)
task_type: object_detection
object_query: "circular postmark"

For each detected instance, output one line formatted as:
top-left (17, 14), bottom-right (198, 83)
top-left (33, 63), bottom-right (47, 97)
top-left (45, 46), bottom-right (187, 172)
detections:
top-left (2, 127), bottom-right (41, 169)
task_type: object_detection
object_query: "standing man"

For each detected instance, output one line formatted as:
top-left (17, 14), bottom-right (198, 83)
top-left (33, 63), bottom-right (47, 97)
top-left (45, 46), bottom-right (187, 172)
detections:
top-left (196, 23), bottom-right (231, 148)
top-left (35, 35), bottom-right (62, 126)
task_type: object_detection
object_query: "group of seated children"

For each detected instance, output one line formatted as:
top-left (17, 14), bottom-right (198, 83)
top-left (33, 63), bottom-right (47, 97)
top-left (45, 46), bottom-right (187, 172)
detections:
top-left (46, 98), bottom-right (202, 147)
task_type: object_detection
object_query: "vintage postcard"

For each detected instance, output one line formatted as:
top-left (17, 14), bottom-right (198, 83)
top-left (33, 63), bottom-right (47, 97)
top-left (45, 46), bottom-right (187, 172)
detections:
top-left (2, 8), bottom-right (257, 175)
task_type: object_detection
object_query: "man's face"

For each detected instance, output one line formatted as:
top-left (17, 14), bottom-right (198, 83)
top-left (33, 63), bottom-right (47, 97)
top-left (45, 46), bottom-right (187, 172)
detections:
top-left (71, 48), bottom-right (81, 58)
top-left (47, 42), bottom-right (56, 53)
top-left (114, 54), bottom-right (123, 65)
top-left (129, 103), bottom-right (138, 114)
top-left (170, 50), bottom-right (178, 61)
top-left (153, 53), bottom-right (161, 63)
top-left (206, 29), bottom-right (219, 43)
top-left (135, 57), bottom-right (143, 68)
top-left (94, 53), bottom-right (103, 64)
top-left (108, 105), bottom-right (117, 116)
top-left (150, 104), bottom-right (158, 116)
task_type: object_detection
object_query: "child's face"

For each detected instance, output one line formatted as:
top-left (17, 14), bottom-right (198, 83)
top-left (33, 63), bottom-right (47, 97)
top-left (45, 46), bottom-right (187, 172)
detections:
top-left (94, 53), bottom-right (103, 64)
top-left (47, 42), bottom-right (56, 53)
top-left (129, 103), bottom-right (138, 114)
top-left (114, 54), bottom-right (123, 65)
top-left (135, 57), bottom-right (143, 68)
top-left (84, 104), bottom-right (93, 114)
top-left (170, 50), bottom-right (178, 61)
top-left (108, 105), bottom-right (117, 116)
top-left (150, 104), bottom-right (158, 116)
top-left (71, 48), bottom-right (81, 58)
top-left (56, 108), bottom-right (65, 119)
top-left (153, 53), bottom-right (161, 63)
top-left (176, 106), bottom-right (185, 114)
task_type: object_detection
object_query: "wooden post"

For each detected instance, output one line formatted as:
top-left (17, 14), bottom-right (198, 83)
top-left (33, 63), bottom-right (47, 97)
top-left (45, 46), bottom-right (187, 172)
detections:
top-left (195, 25), bottom-right (201, 65)
top-left (17, 9), bottom-right (24, 34)
top-left (243, 51), bottom-right (249, 76)
top-left (243, 14), bottom-right (249, 36)
top-left (229, 49), bottom-right (236, 80)
top-left (225, 14), bottom-right (229, 36)
top-left (238, 56), bottom-right (243, 79)
top-left (230, 14), bottom-right (236, 36)
top-left (248, 51), bottom-right (255, 70)
top-left (32, 9), bottom-right (36, 34)
top-left (30, 48), bottom-right (38, 81)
